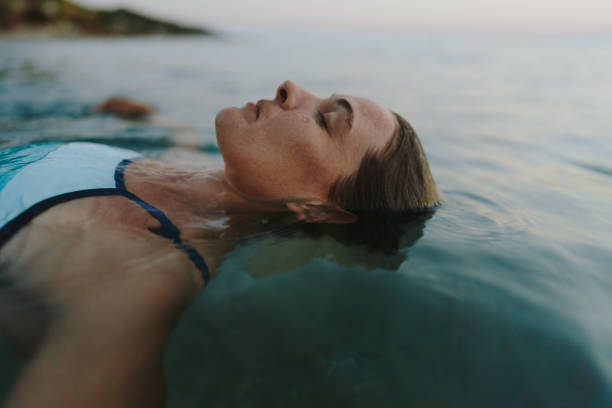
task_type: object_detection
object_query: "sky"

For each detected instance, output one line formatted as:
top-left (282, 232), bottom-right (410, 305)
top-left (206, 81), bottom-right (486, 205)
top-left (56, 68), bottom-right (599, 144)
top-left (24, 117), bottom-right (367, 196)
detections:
top-left (79, 0), bottom-right (612, 33)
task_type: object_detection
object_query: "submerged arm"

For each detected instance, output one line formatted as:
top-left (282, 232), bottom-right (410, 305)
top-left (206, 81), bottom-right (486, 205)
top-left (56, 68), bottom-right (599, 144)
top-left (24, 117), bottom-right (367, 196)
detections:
top-left (1, 219), bottom-right (201, 408)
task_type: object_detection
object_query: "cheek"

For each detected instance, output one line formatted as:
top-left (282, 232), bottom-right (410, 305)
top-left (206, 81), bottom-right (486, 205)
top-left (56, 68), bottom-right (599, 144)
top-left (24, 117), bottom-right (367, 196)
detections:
top-left (217, 112), bottom-right (339, 199)
top-left (228, 142), bottom-right (336, 199)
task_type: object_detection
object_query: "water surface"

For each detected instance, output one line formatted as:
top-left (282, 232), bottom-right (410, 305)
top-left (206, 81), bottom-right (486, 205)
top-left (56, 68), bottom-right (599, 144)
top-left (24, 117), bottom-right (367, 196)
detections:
top-left (1, 29), bottom-right (611, 407)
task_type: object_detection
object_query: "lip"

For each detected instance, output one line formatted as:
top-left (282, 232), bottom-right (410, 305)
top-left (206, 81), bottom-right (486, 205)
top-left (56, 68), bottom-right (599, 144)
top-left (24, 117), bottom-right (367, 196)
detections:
top-left (255, 100), bottom-right (263, 119)
top-left (245, 102), bottom-right (258, 121)
top-left (245, 101), bottom-right (261, 121)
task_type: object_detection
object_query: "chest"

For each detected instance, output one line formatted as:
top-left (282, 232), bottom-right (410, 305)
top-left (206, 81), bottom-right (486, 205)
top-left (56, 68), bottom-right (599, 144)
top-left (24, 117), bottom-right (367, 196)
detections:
top-left (0, 196), bottom-right (164, 270)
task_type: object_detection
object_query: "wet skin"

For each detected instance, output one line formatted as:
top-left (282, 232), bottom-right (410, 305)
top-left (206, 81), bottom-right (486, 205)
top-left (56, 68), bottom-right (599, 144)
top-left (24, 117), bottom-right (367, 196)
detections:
top-left (0, 80), bottom-right (398, 408)
top-left (216, 80), bottom-right (397, 201)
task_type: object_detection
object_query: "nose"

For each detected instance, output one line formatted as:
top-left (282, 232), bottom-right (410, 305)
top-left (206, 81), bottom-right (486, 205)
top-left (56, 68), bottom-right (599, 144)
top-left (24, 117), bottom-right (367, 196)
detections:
top-left (275, 80), bottom-right (309, 110)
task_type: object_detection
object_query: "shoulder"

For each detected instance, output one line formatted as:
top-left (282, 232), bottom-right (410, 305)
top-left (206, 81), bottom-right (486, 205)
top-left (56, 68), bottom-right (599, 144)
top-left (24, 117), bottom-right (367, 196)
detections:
top-left (0, 195), bottom-right (201, 311)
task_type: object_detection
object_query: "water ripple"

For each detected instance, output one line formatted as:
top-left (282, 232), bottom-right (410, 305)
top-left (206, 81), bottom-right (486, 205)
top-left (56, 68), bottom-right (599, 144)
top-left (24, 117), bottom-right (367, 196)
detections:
top-left (432, 189), bottom-right (533, 243)
top-left (571, 160), bottom-right (612, 178)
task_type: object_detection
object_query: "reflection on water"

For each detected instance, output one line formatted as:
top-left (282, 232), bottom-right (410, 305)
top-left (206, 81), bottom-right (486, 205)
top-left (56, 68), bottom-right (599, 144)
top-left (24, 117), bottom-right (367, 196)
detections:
top-left (168, 264), bottom-right (609, 407)
top-left (231, 212), bottom-right (431, 280)
top-left (1, 30), bottom-right (612, 406)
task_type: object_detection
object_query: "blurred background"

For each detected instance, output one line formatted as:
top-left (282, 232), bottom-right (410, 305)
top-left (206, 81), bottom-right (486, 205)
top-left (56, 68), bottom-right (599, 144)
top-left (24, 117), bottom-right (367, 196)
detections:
top-left (59, 0), bottom-right (612, 32)
top-left (1, 1), bottom-right (612, 407)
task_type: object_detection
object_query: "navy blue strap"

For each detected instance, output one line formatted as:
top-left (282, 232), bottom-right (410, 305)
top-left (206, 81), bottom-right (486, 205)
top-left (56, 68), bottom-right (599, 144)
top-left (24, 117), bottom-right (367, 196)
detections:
top-left (0, 159), bottom-right (210, 286)
top-left (0, 189), bottom-right (121, 249)
top-left (115, 160), bottom-right (210, 285)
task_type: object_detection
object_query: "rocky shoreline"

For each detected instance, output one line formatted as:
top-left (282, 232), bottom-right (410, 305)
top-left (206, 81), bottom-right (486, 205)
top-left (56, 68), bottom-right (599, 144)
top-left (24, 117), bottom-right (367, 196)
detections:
top-left (0, 0), bottom-right (213, 37)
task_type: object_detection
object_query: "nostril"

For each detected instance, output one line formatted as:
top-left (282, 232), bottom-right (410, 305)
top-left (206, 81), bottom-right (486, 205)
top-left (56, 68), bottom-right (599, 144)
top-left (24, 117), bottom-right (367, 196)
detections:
top-left (279, 88), bottom-right (288, 103)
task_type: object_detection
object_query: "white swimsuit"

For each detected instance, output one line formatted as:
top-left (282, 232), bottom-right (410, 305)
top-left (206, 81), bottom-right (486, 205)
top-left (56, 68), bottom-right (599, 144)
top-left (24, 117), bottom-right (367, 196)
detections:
top-left (0, 142), bottom-right (210, 284)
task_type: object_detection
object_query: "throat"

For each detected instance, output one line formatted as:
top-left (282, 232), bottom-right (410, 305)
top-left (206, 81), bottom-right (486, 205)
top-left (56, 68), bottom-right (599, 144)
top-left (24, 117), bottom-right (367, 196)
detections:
top-left (124, 159), bottom-right (290, 235)
top-left (123, 160), bottom-right (225, 228)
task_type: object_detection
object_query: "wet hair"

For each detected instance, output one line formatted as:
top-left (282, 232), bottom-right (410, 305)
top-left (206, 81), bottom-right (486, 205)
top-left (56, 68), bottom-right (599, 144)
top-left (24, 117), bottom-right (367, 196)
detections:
top-left (296, 211), bottom-right (432, 256)
top-left (328, 113), bottom-right (440, 213)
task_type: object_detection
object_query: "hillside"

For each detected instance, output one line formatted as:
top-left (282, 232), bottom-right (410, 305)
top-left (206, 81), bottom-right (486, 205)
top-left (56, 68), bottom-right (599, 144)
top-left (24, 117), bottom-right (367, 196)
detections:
top-left (0, 0), bottom-right (213, 36)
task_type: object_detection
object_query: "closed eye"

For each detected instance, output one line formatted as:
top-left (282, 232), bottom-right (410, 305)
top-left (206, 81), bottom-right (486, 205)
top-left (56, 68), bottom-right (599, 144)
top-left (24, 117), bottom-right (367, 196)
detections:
top-left (317, 111), bottom-right (328, 132)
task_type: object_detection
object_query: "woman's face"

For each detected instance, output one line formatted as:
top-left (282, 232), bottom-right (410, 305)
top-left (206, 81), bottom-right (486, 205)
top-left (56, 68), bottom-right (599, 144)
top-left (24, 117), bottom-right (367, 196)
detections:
top-left (215, 80), bottom-right (397, 202)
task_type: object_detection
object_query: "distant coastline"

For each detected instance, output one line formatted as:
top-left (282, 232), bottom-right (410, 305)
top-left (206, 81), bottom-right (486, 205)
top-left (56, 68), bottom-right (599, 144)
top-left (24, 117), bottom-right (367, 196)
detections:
top-left (0, 0), bottom-right (214, 37)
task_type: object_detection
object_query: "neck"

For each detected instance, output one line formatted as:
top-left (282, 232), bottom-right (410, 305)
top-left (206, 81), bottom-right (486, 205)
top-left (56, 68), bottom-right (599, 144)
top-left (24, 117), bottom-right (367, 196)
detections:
top-left (128, 161), bottom-right (295, 274)
top-left (128, 160), bottom-right (287, 218)
top-left (186, 169), bottom-right (289, 215)
top-left (201, 171), bottom-right (287, 216)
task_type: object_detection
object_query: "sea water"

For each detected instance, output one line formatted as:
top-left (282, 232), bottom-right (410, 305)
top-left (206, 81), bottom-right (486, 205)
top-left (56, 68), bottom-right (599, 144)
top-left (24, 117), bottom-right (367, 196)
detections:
top-left (1, 28), bottom-right (611, 407)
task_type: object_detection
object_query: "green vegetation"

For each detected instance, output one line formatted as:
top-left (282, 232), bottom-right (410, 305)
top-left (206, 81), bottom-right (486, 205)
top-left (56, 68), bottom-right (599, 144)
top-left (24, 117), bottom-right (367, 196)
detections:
top-left (0, 0), bottom-right (213, 36)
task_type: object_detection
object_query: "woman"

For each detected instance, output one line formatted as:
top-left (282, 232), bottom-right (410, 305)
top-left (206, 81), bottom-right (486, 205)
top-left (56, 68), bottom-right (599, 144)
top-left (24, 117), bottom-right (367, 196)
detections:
top-left (0, 80), bottom-right (439, 407)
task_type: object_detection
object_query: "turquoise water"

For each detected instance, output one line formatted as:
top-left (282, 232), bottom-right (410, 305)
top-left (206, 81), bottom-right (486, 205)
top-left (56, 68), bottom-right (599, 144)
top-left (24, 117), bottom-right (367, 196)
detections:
top-left (1, 29), bottom-right (612, 406)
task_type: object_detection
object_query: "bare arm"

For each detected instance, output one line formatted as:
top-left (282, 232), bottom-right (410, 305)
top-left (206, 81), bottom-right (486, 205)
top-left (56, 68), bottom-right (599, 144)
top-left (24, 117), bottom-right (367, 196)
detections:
top-left (1, 208), bottom-right (201, 408)
top-left (4, 310), bottom-right (168, 408)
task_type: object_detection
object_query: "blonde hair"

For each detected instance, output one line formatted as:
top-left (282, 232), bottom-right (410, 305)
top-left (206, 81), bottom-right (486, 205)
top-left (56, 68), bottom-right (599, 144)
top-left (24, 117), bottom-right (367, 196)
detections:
top-left (328, 113), bottom-right (440, 213)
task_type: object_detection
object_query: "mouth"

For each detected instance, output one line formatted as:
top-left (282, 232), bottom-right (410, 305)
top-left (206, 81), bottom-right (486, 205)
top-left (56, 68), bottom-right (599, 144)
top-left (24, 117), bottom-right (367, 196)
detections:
top-left (255, 100), bottom-right (262, 119)
top-left (245, 101), bottom-right (260, 121)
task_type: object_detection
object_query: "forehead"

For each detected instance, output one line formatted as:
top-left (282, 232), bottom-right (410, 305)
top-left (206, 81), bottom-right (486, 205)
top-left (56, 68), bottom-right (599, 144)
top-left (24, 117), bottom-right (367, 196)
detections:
top-left (343, 94), bottom-right (397, 152)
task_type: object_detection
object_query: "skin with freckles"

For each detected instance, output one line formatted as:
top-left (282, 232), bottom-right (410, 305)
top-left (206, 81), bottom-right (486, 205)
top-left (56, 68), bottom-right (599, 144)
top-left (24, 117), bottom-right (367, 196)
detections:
top-left (215, 80), bottom-right (397, 202)
top-left (0, 80), bottom-right (402, 408)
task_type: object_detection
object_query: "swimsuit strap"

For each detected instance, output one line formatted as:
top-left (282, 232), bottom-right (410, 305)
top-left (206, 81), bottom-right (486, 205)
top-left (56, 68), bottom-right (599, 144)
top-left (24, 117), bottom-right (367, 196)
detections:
top-left (114, 159), bottom-right (210, 286)
top-left (0, 189), bottom-right (120, 249)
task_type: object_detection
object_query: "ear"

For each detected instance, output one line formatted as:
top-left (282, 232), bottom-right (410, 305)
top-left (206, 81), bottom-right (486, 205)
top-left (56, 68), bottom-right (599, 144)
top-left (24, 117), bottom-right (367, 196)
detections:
top-left (286, 201), bottom-right (358, 224)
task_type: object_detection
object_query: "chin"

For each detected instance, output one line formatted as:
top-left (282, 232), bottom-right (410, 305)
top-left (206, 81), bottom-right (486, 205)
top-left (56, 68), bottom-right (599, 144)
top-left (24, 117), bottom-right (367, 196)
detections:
top-left (216, 107), bottom-right (250, 169)
top-left (214, 107), bottom-right (234, 132)
top-left (215, 107), bottom-right (240, 143)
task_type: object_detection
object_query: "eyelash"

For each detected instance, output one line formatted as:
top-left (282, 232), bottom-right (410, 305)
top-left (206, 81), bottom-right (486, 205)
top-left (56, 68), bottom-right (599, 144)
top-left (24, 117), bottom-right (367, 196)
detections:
top-left (318, 111), bottom-right (328, 131)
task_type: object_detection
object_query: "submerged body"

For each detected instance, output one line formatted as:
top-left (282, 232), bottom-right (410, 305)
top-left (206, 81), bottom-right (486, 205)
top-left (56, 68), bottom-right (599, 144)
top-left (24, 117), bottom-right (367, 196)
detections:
top-left (0, 80), bottom-right (439, 407)
top-left (0, 142), bottom-right (210, 284)
top-left (0, 142), bottom-right (249, 407)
